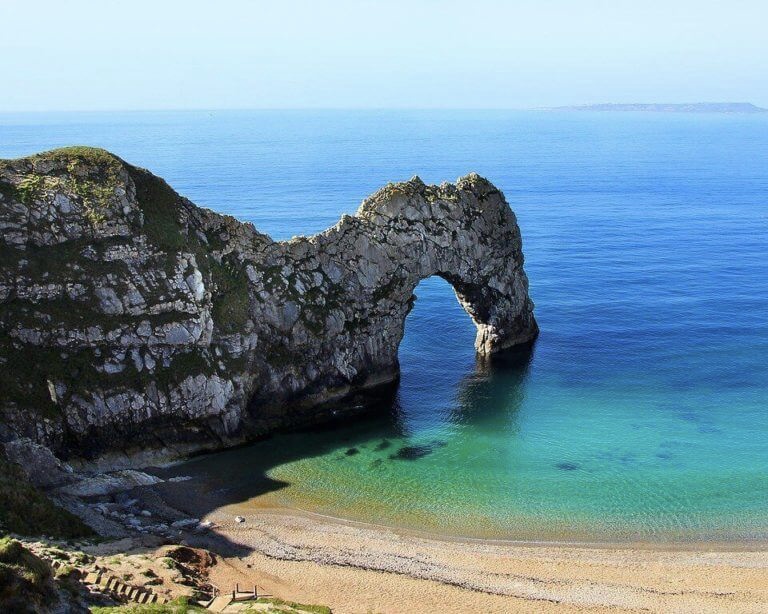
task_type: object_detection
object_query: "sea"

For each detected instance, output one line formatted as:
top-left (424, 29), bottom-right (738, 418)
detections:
top-left (2, 109), bottom-right (767, 542)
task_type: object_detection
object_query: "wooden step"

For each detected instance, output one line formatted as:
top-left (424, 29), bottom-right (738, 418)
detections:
top-left (83, 572), bottom-right (99, 584)
top-left (208, 595), bottom-right (233, 612)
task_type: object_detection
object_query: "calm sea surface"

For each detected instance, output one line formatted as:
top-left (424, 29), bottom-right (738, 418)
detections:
top-left (2, 110), bottom-right (767, 541)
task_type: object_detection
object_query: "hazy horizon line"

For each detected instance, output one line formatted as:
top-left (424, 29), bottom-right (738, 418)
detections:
top-left (1, 102), bottom-right (767, 115)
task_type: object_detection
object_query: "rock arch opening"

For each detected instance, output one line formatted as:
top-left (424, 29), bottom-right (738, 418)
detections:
top-left (399, 275), bottom-right (478, 368)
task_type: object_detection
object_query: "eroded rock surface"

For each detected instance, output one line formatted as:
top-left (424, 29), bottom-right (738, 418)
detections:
top-left (0, 147), bottom-right (537, 460)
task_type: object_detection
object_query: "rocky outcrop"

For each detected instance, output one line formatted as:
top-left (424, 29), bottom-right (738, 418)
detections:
top-left (0, 147), bottom-right (537, 460)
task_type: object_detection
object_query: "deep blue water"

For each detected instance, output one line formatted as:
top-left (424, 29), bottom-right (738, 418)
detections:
top-left (2, 110), bottom-right (767, 541)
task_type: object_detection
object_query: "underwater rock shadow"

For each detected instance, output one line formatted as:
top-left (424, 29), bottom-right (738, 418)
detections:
top-left (388, 440), bottom-right (447, 461)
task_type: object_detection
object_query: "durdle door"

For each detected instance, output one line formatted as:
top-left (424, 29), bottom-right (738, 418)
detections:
top-left (0, 147), bottom-right (538, 461)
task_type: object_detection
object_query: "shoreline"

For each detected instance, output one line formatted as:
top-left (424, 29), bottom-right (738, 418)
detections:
top-left (136, 477), bottom-right (768, 611)
top-left (46, 434), bottom-right (768, 611)
top-left (49, 449), bottom-right (768, 612)
top-left (195, 504), bottom-right (768, 613)
top-left (42, 466), bottom-right (768, 613)
top-left (231, 500), bottom-right (768, 553)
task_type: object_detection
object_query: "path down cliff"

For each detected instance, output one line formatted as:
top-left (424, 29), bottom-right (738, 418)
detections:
top-left (0, 147), bottom-right (537, 459)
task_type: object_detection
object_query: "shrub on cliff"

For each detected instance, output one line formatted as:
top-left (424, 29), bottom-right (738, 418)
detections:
top-left (91, 596), bottom-right (207, 613)
top-left (0, 454), bottom-right (92, 538)
top-left (0, 537), bottom-right (56, 613)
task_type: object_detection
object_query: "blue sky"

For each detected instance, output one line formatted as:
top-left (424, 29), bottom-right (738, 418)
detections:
top-left (2, 0), bottom-right (766, 111)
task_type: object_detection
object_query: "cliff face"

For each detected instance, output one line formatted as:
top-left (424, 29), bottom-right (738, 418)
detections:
top-left (0, 147), bottom-right (537, 460)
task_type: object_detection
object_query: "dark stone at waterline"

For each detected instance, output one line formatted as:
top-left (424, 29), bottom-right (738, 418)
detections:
top-left (345, 447), bottom-right (360, 456)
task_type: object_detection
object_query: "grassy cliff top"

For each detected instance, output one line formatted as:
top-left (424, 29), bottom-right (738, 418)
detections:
top-left (3, 146), bottom-right (123, 166)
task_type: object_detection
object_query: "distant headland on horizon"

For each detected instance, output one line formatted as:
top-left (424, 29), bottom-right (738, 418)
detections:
top-left (550, 102), bottom-right (768, 113)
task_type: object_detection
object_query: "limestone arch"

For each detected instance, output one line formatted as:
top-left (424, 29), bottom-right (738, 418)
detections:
top-left (246, 173), bottom-right (538, 406)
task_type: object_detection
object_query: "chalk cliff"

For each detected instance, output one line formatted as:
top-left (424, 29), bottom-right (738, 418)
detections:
top-left (0, 147), bottom-right (537, 460)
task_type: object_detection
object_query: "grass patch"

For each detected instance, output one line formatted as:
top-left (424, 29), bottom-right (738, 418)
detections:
top-left (128, 166), bottom-right (186, 252)
top-left (66, 159), bottom-right (119, 227)
top-left (209, 256), bottom-right (250, 332)
top-left (250, 597), bottom-right (332, 614)
top-left (11, 147), bottom-right (124, 226)
top-left (0, 238), bottom-right (126, 281)
top-left (91, 596), bottom-right (207, 613)
top-left (0, 537), bottom-right (56, 613)
top-left (0, 454), bottom-right (92, 539)
top-left (0, 337), bottom-right (61, 418)
top-left (30, 146), bottom-right (122, 171)
top-left (16, 175), bottom-right (46, 205)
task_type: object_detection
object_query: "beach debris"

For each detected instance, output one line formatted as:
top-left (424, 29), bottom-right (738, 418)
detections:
top-left (235, 516), bottom-right (245, 523)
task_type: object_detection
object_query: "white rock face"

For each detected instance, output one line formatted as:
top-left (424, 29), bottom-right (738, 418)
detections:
top-left (0, 148), bottom-right (537, 460)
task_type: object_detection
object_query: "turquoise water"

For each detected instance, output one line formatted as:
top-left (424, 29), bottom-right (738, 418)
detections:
top-left (2, 110), bottom-right (767, 541)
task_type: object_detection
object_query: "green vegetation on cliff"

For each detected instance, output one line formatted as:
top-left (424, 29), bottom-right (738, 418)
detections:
top-left (90, 597), bottom-right (334, 614)
top-left (209, 255), bottom-right (250, 332)
top-left (0, 455), bottom-right (92, 538)
top-left (0, 179), bottom-right (19, 202)
top-left (30, 146), bottom-right (123, 169)
top-left (0, 148), bottom-right (250, 428)
top-left (91, 597), bottom-right (206, 613)
top-left (129, 164), bottom-right (251, 331)
top-left (129, 165), bottom-right (187, 252)
top-left (24, 147), bottom-right (124, 227)
top-left (251, 597), bottom-right (332, 613)
top-left (0, 537), bottom-right (56, 613)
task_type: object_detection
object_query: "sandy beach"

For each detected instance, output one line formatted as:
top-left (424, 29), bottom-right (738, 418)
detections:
top-left (188, 504), bottom-right (768, 613)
